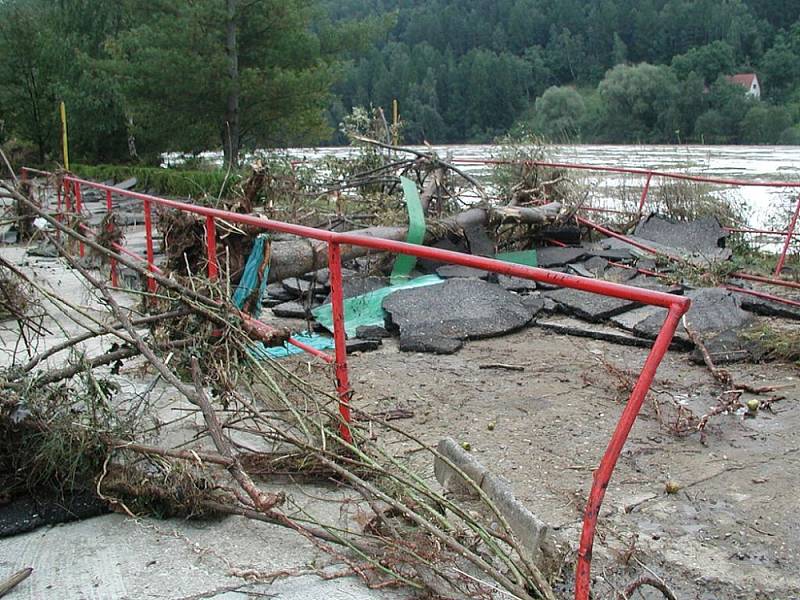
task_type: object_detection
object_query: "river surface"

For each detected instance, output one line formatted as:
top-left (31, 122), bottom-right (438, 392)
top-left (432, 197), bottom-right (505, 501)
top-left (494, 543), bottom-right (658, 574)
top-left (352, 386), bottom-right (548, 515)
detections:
top-left (169, 144), bottom-right (800, 240)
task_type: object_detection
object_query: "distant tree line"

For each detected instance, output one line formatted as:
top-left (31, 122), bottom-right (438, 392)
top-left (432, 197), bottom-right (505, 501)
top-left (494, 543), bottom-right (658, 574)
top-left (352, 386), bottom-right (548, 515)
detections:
top-left (1, 0), bottom-right (799, 167)
top-left (327, 0), bottom-right (800, 145)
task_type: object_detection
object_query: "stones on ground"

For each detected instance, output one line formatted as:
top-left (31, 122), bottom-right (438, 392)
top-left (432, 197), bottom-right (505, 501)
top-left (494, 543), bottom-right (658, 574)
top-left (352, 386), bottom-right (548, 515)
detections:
top-left (399, 333), bottom-right (464, 354)
top-left (566, 263), bottom-right (596, 279)
top-left (355, 325), bottom-right (391, 339)
top-left (27, 242), bottom-right (58, 258)
top-left (535, 246), bottom-right (588, 268)
top-left (382, 278), bottom-right (532, 354)
top-left (634, 214), bottom-right (731, 261)
top-left (434, 438), bottom-right (561, 574)
top-left (265, 282), bottom-right (296, 303)
top-left (116, 177), bottom-right (138, 190)
top-left (602, 265), bottom-right (638, 283)
top-left (436, 264), bottom-right (492, 280)
top-left (455, 211), bottom-right (495, 256)
top-left (581, 256), bottom-right (609, 277)
top-left (323, 276), bottom-right (388, 305)
top-left (689, 328), bottom-right (766, 365)
top-left (543, 287), bottom-right (639, 322)
top-left (282, 277), bottom-right (316, 296)
top-left (346, 338), bottom-right (381, 353)
top-left (683, 288), bottom-right (753, 333)
top-left (301, 267), bottom-right (356, 286)
top-left (417, 236), bottom-right (470, 272)
top-left (272, 301), bottom-right (309, 319)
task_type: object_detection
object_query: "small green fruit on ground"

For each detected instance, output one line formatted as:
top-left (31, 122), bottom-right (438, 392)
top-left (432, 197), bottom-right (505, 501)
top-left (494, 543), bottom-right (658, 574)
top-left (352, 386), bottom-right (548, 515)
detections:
top-left (665, 481), bottom-right (680, 494)
top-left (461, 441), bottom-right (472, 451)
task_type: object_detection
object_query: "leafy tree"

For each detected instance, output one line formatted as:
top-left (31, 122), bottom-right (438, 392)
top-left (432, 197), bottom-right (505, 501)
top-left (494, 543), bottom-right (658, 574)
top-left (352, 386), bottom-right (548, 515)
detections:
top-left (671, 41), bottom-right (736, 83)
top-left (741, 104), bottom-right (792, 143)
top-left (758, 36), bottom-right (800, 102)
top-left (0, 2), bottom-right (65, 162)
top-left (105, 0), bottom-right (359, 166)
top-left (529, 86), bottom-right (586, 140)
top-left (597, 63), bottom-right (680, 142)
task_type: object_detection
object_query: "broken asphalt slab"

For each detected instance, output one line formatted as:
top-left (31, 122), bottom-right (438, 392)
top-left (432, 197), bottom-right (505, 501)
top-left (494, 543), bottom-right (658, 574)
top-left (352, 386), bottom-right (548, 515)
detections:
top-left (735, 292), bottom-right (800, 320)
top-left (535, 246), bottom-right (588, 268)
top-left (634, 214), bottom-right (731, 261)
top-left (535, 316), bottom-right (675, 349)
top-left (382, 278), bottom-right (532, 354)
top-left (543, 287), bottom-right (640, 322)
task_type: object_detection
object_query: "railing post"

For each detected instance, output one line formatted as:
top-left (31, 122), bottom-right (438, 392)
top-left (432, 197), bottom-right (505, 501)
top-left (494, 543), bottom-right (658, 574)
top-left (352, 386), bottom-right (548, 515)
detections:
top-left (74, 180), bottom-right (84, 257)
top-left (637, 171), bottom-right (653, 217)
top-left (106, 189), bottom-right (119, 287)
top-left (205, 216), bottom-right (219, 281)
top-left (143, 198), bottom-right (156, 294)
top-left (775, 192), bottom-right (800, 277)
top-left (327, 240), bottom-right (353, 444)
top-left (575, 303), bottom-right (686, 600)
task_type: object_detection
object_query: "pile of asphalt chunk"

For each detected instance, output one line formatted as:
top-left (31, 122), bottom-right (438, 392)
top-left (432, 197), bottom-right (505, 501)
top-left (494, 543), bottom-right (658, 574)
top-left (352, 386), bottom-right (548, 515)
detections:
top-left (382, 278), bottom-right (534, 354)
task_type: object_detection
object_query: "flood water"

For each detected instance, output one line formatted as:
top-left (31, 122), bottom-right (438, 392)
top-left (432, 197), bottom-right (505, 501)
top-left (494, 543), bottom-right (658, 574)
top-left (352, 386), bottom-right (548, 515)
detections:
top-left (172, 144), bottom-right (800, 241)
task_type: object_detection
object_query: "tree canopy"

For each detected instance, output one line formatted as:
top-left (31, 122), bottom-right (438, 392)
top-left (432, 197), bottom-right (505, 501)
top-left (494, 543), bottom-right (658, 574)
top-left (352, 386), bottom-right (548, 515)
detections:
top-left (1, 0), bottom-right (800, 165)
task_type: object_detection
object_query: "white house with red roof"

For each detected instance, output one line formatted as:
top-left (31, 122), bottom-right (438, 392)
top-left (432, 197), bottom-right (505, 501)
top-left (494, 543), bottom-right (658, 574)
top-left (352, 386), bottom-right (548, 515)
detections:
top-left (725, 73), bottom-right (761, 99)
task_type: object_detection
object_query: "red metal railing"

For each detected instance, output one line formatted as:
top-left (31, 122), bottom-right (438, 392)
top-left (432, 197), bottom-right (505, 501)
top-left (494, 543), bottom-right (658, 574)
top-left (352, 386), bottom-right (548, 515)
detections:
top-left (23, 169), bottom-right (692, 600)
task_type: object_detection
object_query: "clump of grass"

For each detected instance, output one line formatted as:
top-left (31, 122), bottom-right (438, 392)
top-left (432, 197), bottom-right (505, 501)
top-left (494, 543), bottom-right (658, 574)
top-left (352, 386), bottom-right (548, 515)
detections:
top-left (651, 180), bottom-right (747, 228)
top-left (742, 323), bottom-right (800, 365)
top-left (72, 163), bottom-right (242, 199)
top-left (659, 257), bottom-right (741, 287)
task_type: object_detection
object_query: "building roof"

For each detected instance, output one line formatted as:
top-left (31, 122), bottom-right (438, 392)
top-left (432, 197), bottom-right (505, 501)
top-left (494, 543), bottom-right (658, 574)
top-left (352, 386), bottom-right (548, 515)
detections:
top-left (726, 73), bottom-right (758, 88)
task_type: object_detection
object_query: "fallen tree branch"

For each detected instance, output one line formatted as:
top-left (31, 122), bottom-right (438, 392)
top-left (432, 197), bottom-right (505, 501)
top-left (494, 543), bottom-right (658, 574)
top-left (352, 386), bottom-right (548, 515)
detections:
top-left (682, 317), bottom-right (778, 395)
top-left (189, 356), bottom-right (284, 513)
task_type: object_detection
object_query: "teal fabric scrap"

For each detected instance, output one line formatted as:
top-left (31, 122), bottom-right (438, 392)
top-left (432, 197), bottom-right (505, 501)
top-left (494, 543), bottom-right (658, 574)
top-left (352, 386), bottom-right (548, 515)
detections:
top-left (249, 331), bottom-right (335, 359)
top-left (232, 234), bottom-right (270, 319)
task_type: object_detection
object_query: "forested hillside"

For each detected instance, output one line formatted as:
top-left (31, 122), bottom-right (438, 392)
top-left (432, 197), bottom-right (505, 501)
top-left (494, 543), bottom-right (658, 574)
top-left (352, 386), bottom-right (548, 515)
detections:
top-left (1, 0), bottom-right (799, 167)
top-left (325, 0), bottom-right (800, 145)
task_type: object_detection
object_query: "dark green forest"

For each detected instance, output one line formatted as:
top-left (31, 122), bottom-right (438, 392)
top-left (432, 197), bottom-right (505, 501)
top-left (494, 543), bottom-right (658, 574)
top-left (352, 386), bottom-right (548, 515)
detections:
top-left (2, 0), bottom-right (800, 166)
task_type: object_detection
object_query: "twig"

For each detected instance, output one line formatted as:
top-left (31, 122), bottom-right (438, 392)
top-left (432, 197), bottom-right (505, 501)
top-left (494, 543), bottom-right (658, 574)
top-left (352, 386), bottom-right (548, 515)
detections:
top-left (682, 317), bottom-right (777, 394)
top-left (0, 568), bottom-right (32, 598)
top-left (478, 363), bottom-right (526, 372)
top-left (617, 576), bottom-right (677, 600)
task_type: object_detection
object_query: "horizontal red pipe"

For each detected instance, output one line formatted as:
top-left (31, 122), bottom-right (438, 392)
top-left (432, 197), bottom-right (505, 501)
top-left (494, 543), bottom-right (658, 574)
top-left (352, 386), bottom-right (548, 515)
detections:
top-left (733, 271), bottom-right (800, 291)
top-left (725, 285), bottom-right (800, 309)
top-left (63, 175), bottom-right (687, 311)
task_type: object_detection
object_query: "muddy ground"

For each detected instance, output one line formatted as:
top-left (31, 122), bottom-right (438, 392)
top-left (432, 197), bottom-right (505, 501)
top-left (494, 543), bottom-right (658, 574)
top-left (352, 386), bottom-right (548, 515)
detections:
top-left (2, 245), bottom-right (799, 600)
top-left (269, 313), bottom-right (800, 600)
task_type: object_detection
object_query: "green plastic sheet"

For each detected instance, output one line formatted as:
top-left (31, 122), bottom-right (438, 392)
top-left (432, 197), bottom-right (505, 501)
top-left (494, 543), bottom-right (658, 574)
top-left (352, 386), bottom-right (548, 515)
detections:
top-left (389, 176), bottom-right (426, 285)
top-left (495, 249), bottom-right (538, 267)
top-left (312, 274), bottom-right (443, 338)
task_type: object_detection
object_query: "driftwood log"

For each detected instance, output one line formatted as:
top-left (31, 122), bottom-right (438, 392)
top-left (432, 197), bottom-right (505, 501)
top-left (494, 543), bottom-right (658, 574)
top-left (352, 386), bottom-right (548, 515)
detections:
top-left (265, 201), bottom-right (560, 281)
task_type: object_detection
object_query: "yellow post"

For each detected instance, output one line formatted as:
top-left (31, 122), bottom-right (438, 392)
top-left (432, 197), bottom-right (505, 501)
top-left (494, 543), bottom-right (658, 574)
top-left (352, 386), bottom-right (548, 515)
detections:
top-left (60, 101), bottom-right (70, 171)
top-left (392, 98), bottom-right (399, 145)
